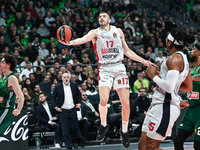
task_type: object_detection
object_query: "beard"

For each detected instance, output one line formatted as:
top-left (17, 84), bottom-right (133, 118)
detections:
top-left (40, 100), bottom-right (46, 104)
top-left (190, 56), bottom-right (196, 62)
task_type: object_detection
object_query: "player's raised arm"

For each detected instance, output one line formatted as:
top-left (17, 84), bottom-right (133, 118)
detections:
top-left (118, 28), bottom-right (155, 67)
top-left (59, 29), bottom-right (97, 46)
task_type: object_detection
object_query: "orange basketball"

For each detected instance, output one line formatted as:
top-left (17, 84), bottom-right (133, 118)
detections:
top-left (57, 25), bottom-right (73, 42)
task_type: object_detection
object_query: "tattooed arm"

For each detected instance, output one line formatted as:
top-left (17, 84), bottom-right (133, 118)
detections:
top-left (192, 74), bottom-right (200, 81)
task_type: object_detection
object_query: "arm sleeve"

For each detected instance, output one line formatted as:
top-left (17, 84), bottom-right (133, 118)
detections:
top-left (153, 70), bottom-right (179, 93)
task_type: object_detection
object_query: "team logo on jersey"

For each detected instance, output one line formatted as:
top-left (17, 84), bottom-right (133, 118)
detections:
top-left (0, 97), bottom-right (4, 103)
top-left (190, 92), bottom-right (199, 99)
top-left (118, 79), bottom-right (121, 84)
top-left (113, 33), bottom-right (117, 38)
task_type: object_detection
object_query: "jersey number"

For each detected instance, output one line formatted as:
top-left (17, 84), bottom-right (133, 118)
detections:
top-left (106, 41), bottom-right (114, 48)
top-left (149, 122), bottom-right (155, 131)
top-left (197, 127), bottom-right (200, 135)
top-left (122, 78), bottom-right (128, 84)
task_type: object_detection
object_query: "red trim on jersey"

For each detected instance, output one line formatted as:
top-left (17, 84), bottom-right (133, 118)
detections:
top-left (98, 64), bottom-right (101, 82)
top-left (93, 43), bottom-right (99, 61)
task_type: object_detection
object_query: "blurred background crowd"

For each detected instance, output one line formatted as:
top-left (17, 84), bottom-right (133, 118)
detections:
top-left (0, 0), bottom-right (199, 148)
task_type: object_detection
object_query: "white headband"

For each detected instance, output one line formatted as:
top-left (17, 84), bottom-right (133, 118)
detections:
top-left (167, 33), bottom-right (184, 46)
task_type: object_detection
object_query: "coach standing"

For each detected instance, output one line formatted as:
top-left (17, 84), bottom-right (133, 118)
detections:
top-left (53, 73), bottom-right (81, 150)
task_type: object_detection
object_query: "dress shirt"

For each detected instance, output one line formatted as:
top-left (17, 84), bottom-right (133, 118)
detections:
top-left (62, 83), bottom-right (75, 109)
top-left (42, 103), bottom-right (53, 124)
top-left (76, 108), bottom-right (82, 121)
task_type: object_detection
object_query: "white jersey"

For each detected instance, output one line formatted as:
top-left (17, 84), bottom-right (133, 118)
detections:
top-left (94, 25), bottom-right (124, 64)
top-left (152, 51), bottom-right (189, 106)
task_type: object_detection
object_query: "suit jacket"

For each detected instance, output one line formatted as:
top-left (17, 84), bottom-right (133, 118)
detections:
top-left (52, 81), bottom-right (81, 108)
top-left (36, 101), bottom-right (58, 128)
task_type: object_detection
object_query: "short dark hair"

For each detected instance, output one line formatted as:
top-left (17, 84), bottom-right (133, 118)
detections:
top-left (3, 54), bottom-right (17, 71)
top-left (38, 92), bottom-right (46, 97)
top-left (99, 11), bottom-right (111, 19)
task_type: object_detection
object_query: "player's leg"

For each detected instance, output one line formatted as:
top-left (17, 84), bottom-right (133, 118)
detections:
top-left (116, 88), bottom-right (130, 149)
top-left (174, 129), bottom-right (192, 150)
top-left (146, 136), bottom-right (163, 150)
top-left (0, 108), bottom-right (14, 136)
top-left (96, 69), bottom-right (113, 142)
top-left (96, 86), bottom-right (110, 142)
top-left (138, 131), bottom-right (147, 150)
top-left (116, 88), bottom-right (130, 132)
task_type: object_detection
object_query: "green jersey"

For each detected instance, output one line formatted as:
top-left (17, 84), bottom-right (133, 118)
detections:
top-left (189, 65), bottom-right (200, 107)
top-left (0, 73), bottom-right (16, 109)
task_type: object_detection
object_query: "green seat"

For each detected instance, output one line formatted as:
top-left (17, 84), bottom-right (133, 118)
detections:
top-left (42, 38), bottom-right (50, 44)
top-left (6, 19), bottom-right (13, 25)
top-left (54, 38), bottom-right (59, 46)
top-left (117, 13), bottom-right (126, 18)
top-left (20, 39), bottom-right (28, 49)
top-left (54, 6), bottom-right (60, 13)
top-left (59, 2), bottom-right (65, 9)
top-left (92, 8), bottom-right (98, 16)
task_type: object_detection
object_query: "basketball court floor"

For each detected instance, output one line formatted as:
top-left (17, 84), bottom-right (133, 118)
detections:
top-left (29, 141), bottom-right (194, 150)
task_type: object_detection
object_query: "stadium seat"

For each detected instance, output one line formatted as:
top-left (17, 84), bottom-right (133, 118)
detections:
top-left (20, 39), bottom-right (28, 49)
top-left (41, 38), bottom-right (50, 44)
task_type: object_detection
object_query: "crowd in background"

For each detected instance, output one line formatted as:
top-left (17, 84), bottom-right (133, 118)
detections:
top-left (0, 0), bottom-right (199, 147)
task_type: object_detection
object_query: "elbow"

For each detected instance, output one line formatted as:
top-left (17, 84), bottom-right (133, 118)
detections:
top-left (165, 85), bottom-right (175, 93)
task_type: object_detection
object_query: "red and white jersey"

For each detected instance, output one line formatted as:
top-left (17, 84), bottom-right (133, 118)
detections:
top-left (94, 25), bottom-right (124, 64)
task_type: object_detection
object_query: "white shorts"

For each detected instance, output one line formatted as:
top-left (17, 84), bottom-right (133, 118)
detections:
top-left (98, 63), bottom-right (129, 90)
top-left (142, 103), bottom-right (180, 141)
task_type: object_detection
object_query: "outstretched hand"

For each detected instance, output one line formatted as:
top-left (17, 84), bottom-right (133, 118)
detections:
top-left (143, 60), bottom-right (156, 67)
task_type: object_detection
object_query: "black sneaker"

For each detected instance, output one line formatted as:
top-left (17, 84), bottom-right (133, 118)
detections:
top-left (119, 129), bottom-right (130, 149)
top-left (96, 124), bottom-right (109, 142)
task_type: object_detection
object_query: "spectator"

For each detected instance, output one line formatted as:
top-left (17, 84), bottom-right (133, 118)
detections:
top-left (0, 36), bottom-right (9, 53)
top-left (29, 27), bottom-right (41, 42)
top-left (133, 36), bottom-right (144, 54)
top-left (44, 55), bottom-right (52, 71)
top-left (31, 84), bottom-right (41, 111)
top-left (38, 42), bottom-right (49, 60)
top-left (146, 47), bottom-right (156, 61)
top-left (76, 101), bottom-right (91, 147)
top-left (36, 92), bottom-right (61, 148)
top-left (26, 1), bottom-right (37, 19)
top-left (13, 38), bottom-right (25, 56)
top-left (45, 11), bottom-right (55, 28)
top-left (66, 63), bottom-right (74, 76)
top-left (81, 91), bottom-right (99, 123)
top-left (19, 62), bottom-right (34, 80)
top-left (23, 78), bottom-right (34, 96)
top-left (24, 42), bottom-right (38, 63)
top-left (13, 50), bottom-right (23, 65)
top-left (155, 51), bottom-right (166, 64)
top-left (29, 73), bottom-right (38, 87)
top-left (0, 15), bottom-right (6, 27)
top-left (52, 73), bottom-right (81, 150)
top-left (124, 16), bottom-right (136, 38)
top-left (54, 61), bottom-right (60, 76)
top-left (133, 72), bottom-right (149, 93)
top-left (49, 21), bottom-right (58, 38)
top-left (22, 87), bottom-right (32, 110)
top-left (32, 37), bottom-right (40, 50)
top-left (154, 41), bottom-right (167, 57)
top-left (20, 56), bottom-right (31, 71)
top-left (33, 67), bottom-right (44, 84)
top-left (50, 48), bottom-right (57, 63)
top-left (35, 1), bottom-right (45, 17)
top-left (33, 56), bottom-right (45, 71)
top-left (39, 74), bottom-right (51, 96)
top-left (15, 12), bottom-right (25, 28)
top-left (37, 22), bottom-right (50, 38)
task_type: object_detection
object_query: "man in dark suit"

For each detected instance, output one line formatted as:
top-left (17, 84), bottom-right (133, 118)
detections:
top-left (36, 92), bottom-right (61, 148)
top-left (53, 73), bottom-right (81, 150)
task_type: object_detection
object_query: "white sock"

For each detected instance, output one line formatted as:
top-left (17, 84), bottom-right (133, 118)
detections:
top-left (99, 104), bottom-right (107, 127)
top-left (122, 120), bottom-right (128, 133)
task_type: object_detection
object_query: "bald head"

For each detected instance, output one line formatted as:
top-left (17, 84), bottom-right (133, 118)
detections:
top-left (62, 73), bottom-right (70, 85)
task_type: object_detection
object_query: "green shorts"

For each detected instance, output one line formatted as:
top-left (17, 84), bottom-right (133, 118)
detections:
top-left (0, 108), bottom-right (14, 137)
top-left (178, 105), bottom-right (200, 141)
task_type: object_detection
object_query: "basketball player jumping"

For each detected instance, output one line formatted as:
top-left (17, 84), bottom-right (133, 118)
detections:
top-left (59, 12), bottom-right (154, 149)
top-left (138, 28), bottom-right (195, 150)
top-left (0, 54), bottom-right (24, 136)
